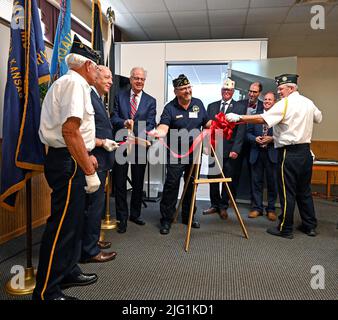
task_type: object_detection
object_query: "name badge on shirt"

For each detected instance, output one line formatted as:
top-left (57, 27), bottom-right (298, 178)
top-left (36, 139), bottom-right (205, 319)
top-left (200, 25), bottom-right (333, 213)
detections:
top-left (189, 112), bottom-right (198, 119)
top-left (176, 114), bottom-right (183, 119)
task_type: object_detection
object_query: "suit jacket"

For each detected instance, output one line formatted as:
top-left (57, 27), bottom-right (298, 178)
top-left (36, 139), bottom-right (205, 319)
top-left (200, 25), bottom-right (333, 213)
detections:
top-left (90, 90), bottom-right (115, 171)
top-left (241, 99), bottom-right (264, 115)
top-left (207, 99), bottom-right (247, 157)
top-left (111, 89), bottom-right (156, 140)
top-left (246, 108), bottom-right (277, 165)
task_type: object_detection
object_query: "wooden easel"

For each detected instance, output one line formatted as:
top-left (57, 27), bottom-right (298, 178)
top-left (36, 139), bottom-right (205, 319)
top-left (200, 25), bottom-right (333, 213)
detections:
top-left (174, 140), bottom-right (249, 252)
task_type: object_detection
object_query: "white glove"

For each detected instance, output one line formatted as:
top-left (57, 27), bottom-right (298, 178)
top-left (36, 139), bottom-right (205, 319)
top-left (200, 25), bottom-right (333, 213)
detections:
top-left (84, 172), bottom-right (101, 193)
top-left (226, 113), bottom-right (242, 122)
top-left (102, 139), bottom-right (119, 152)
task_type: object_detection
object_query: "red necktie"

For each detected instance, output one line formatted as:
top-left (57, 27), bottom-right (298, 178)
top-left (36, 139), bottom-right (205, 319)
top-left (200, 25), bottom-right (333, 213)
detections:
top-left (130, 93), bottom-right (137, 119)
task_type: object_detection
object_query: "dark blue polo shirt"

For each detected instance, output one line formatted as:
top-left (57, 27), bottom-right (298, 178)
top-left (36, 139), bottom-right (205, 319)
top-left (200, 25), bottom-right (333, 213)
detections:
top-left (159, 97), bottom-right (209, 162)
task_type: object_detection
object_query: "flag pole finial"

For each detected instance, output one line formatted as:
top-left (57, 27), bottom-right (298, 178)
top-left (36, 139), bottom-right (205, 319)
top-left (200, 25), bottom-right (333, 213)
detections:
top-left (107, 7), bottom-right (115, 24)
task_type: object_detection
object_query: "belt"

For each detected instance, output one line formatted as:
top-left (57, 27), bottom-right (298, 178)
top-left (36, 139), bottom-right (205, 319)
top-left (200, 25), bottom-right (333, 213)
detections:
top-left (278, 143), bottom-right (310, 150)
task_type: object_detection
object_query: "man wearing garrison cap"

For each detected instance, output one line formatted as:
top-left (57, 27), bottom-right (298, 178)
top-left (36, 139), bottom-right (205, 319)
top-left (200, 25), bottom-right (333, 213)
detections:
top-left (226, 73), bottom-right (322, 239)
top-left (34, 35), bottom-right (101, 300)
top-left (203, 78), bottom-right (246, 220)
top-left (152, 74), bottom-right (213, 235)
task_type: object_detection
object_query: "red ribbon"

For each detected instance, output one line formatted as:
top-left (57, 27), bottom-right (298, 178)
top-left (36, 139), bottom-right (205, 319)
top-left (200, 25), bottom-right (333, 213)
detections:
top-left (145, 114), bottom-right (241, 159)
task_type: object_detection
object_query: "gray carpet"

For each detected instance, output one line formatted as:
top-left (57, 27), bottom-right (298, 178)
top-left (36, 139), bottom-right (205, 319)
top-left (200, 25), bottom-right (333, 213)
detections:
top-left (0, 197), bottom-right (337, 300)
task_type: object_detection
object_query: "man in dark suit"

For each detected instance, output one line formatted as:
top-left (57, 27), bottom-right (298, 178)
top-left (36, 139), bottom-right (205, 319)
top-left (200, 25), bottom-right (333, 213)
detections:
top-left (203, 79), bottom-right (246, 219)
top-left (111, 67), bottom-right (156, 233)
top-left (247, 92), bottom-right (278, 221)
top-left (80, 66), bottom-right (118, 263)
top-left (237, 82), bottom-right (264, 204)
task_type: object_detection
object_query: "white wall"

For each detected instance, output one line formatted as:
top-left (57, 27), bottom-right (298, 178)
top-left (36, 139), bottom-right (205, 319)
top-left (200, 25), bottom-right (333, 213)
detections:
top-left (116, 39), bottom-right (267, 194)
top-left (117, 39), bottom-right (268, 121)
top-left (298, 57), bottom-right (338, 141)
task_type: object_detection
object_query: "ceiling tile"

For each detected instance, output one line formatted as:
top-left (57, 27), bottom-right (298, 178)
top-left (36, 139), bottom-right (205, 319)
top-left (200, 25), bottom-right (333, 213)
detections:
top-left (210, 26), bottom-right (244, 39)
top-left (327, 5), bottom-right (338, 22)
top-left (164, 0), bottom-right (207, 11)
top-left (209, 9), bottom-right (247, 26)
top-left (121, 27), bottom-right (150, 41)
top-left (279, 22), bottom-right (313, 35)
top-left (121, 0), bottom-right (167, 13)
top-left (207, 0), bottom-right (250, 10)
top-left (115, 13), bottom-right (140, 29)
top-left (177, 26), bottom-right (211, 40)
top-left (250, 0), bottom-right (295, 8)
top-left (244, 24), bottom-right (281, 37)
top-left (100, 0), bottom-right (130, 14)
top-left (247, 7), bottom-right (290, 24)
top-left (170, 11), bottom-right (209, 27)
top-left (133, 12), bottom-right (174, 27)
top-left (286, 4), bottom-right (315, 23)
top-left (143, 27), bottom-right (179, 40)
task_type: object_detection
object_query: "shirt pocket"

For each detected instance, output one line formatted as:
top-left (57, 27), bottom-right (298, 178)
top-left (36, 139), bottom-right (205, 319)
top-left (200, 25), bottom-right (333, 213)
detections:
top-left (84, 101), bottom-right (95, 116)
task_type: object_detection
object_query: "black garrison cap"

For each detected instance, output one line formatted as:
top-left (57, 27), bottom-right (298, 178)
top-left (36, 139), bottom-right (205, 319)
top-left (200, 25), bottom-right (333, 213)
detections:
top-left (70, 34), bottom-right (101, 64)
top-left (173, 74), bottom-right (190, 88)
top-left (275, 74), bottom-right (299, 86)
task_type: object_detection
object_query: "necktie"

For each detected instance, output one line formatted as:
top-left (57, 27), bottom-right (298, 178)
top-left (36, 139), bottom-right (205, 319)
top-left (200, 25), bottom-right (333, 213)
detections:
top-left (130, 93), bottom-right (137, 119)
top-left (262, 124), bottom-right (268, 136)
top-left (220, 102), bottom-right (227, 113)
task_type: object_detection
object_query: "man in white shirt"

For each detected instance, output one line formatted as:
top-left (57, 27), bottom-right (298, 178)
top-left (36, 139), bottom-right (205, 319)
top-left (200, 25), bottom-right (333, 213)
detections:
top-left (33, 35), bottom-right (101, 300)
top-left (226, 74), bottom-right (322, 239)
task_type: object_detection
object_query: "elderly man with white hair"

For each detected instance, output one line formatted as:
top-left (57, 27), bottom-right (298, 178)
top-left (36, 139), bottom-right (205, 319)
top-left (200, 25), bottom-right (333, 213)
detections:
top-left (226, 74), bottom-right (322, 240)
top-left (33, 35), bottom-right (100, 300)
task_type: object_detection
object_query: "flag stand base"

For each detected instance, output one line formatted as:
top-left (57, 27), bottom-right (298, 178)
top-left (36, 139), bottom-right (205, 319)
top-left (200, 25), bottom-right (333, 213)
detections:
top-left (6, 267), bottom-right (36, 296)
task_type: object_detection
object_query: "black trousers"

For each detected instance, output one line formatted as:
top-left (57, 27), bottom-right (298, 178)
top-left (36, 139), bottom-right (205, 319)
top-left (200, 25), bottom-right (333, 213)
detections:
top-left (251, 150), bottom-right (277, 213)
top-left (33, 148), bottom-right (85, 300)
top-left (160, 163), bottom-right (196, 225)
top-left (277, 144), bottom-right (317, 234)
top-left (81, 170), bottom-right (107, 260)
top-left (114, 161), bottom-right (147, 224)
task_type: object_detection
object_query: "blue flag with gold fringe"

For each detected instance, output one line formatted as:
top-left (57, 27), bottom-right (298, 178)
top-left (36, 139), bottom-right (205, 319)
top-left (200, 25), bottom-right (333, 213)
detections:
top-left (0, 0), bottom-right (50, 211)
top-left (50, 0), bottom-right (71, 82)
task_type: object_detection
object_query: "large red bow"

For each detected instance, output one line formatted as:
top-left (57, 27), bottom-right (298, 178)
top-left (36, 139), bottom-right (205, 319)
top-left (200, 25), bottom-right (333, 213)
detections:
top-left (210, 112), bottom-right (236, 148)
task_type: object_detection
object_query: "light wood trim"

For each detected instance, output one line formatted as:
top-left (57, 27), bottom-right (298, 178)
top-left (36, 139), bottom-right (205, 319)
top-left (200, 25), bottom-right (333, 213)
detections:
top-left (311, 141), bottom-right (338, 186)
top-left (0, 174), bottom-right (51, 245)
top-left (195, 178), bottom-right (232, 184)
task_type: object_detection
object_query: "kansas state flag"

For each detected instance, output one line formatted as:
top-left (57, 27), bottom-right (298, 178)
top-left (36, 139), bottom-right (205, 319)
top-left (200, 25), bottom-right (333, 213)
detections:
top-left (0, 0), bottom-right (50, 211)
top-left (50, 0), bottom-right (71, 82)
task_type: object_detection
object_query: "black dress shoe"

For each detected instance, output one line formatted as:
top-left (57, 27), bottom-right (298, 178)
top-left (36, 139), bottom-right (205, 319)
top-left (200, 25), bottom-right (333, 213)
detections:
top-left (202, 207), bottom-right (219, 215)
top-left (117, 225), bottom-right (127, 233)
top-left (32, 292), bottom-right (79, 300)
top-left (266, 227), bottom-right (293, 239)
top-left (129, 217), bottom-right (146, 225)
top-left (182, 218), bottom-right (200, 229)
top-left (297, 225), bottom-right (318, 237)
top-left (54, 294), bottom-right (79, 300)
top-left (60, 273), bottom-right (98, 289)
top-left (97, 240), bottom-right (111, 249)
top-left (160, 223), bottom-right (171, 235)
top-left (117, 221), bottom-right (127, 233)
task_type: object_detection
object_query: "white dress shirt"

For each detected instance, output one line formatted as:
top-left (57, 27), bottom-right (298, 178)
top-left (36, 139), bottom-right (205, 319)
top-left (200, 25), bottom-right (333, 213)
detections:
top-left (261, 91), bottom-right (322, 148)
top-left (39, 70), bottom-right (96, 151)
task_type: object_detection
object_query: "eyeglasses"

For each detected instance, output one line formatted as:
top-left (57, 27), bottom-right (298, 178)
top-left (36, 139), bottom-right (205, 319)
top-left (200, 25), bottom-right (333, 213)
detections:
top-left (249, 90), bottom-right (259, 94)
top-left (132, 76), bottom-right (146, 82)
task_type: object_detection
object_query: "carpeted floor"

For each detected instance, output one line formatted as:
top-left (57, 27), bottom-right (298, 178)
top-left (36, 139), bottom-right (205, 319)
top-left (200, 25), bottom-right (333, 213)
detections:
top-left (0, 197), bottom-right (337, 301)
